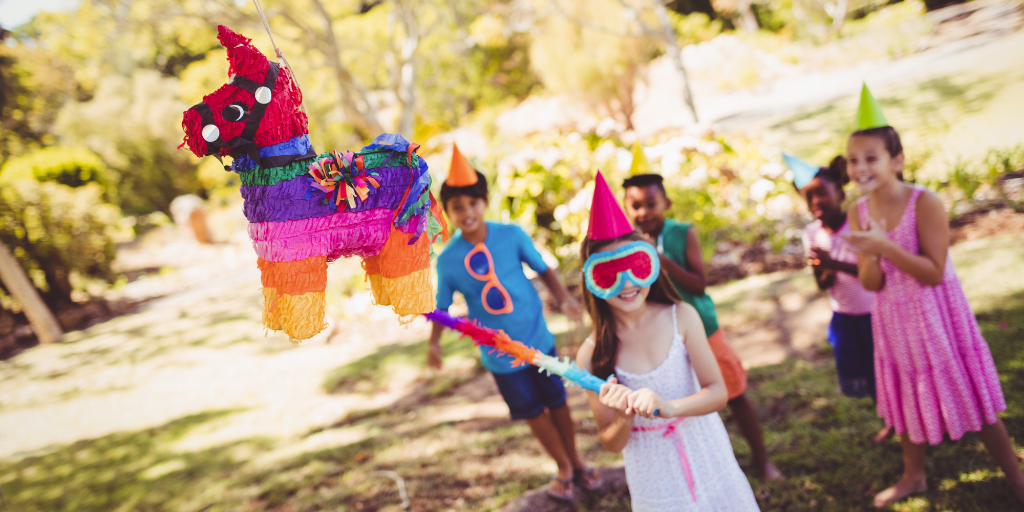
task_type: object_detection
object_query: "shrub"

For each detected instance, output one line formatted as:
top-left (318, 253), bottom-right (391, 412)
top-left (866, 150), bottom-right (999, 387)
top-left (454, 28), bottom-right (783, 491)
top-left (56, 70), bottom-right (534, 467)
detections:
top-left (0, 181), bottom-right (126, 308)
top-left (0, 146), bottom-right (115, 197)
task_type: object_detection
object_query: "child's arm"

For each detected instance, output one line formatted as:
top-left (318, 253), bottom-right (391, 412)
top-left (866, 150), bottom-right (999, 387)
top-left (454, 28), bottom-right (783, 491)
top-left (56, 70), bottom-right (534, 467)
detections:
top-left (538, 268), bottom-right (584, 324)
top-left (845, 192), bottom-right (949, 288)
top-left (576, 339), bottom-right (636, 452)
top-left (847, 204), bottom-right (886, 291)
top-left (427, 320), bottom-right (445, 369)
top-left (626, 304), bottom-right (727, 419)
top-left (811, 266), bottom-right (837, 291)
top-left (658, 228), bottom-right (707, 296)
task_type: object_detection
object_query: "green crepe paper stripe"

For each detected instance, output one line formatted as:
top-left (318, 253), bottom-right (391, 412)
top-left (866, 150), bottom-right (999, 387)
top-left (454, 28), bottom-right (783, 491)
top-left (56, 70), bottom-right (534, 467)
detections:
top-left (399, 191), bottom-right (431, 224)
top-left (239, 149), bottom-right (419, 187)
top-left (239, 154), bottom-right (325, 187)
top-left (427, 213), bottom-right (443, 259)
top-left (361, 149), bottom-right (419, 171)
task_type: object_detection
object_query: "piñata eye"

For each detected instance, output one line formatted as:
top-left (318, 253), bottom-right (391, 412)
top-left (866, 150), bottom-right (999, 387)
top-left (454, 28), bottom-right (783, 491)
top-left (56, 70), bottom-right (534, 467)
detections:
top-left (202, 124), bottom-right (220, 142)
top-left (222, 102), bottom-right (251, 122)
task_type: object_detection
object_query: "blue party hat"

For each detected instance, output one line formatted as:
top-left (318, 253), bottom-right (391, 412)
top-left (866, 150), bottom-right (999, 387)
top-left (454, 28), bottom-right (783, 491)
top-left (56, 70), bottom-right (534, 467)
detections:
top-left (784, 152), bottom-right (821, 191)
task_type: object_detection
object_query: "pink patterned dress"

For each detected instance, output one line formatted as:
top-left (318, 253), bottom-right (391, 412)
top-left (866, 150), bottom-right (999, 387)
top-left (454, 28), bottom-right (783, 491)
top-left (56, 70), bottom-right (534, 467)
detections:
top-left (858, 187), bottom-right (1006, 445)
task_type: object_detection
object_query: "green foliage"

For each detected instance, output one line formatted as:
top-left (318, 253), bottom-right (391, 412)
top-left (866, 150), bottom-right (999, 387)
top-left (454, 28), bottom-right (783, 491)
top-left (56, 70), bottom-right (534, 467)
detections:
top-left (488, 129), bottom-right (797, 278)
top-left (56, 71), bottom-right (203, 215)
top-left (529, 0), bottom-right (661, 129)
top-left (985, 145), bottom-right (1024, 213)
top-left (0, 146), bottom-right (112, 192)
top-left (670, 11), bottom-right (725, 46)
top-left (0, 181), bottom-right (127, 307)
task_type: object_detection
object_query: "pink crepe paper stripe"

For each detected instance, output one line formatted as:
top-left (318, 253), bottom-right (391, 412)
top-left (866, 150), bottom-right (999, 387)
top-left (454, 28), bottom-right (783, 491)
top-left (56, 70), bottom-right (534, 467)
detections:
top-left (249, 208), bottom-right (393, 262)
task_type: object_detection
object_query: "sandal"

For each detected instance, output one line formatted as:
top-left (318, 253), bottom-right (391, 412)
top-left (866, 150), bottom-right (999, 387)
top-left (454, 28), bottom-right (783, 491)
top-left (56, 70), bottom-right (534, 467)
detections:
top-left (546, 477), bottom-right (575, 502)
top-left (574, 467), bottom-right (603, 491)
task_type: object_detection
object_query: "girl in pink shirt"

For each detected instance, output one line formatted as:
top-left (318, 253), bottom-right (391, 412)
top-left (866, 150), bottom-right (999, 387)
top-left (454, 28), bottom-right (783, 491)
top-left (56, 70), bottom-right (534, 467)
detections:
top-left (798, 156), bottom-right (891, 443)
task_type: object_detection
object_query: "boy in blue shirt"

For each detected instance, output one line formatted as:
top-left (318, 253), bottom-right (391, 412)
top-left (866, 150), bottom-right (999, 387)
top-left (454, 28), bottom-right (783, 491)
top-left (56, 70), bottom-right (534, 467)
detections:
top-left (427, 146), bottom-right (599, 500)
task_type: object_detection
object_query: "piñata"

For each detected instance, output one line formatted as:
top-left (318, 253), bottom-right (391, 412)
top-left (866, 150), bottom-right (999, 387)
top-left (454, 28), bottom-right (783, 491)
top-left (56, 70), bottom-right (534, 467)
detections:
top-left (179, 26), bottom-right (447, 342)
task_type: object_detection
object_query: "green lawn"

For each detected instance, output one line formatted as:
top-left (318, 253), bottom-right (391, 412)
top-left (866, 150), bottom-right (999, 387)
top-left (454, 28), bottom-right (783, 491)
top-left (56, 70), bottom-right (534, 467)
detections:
top-left (756, 31), bottom-right (1024, 183)
top-left (1, 234), bottom-right (1022, 511)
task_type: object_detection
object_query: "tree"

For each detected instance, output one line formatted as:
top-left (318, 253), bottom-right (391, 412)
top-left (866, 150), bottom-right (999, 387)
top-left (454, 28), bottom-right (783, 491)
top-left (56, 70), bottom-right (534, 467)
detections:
top-left (543, 0), bottom-right (700, 125)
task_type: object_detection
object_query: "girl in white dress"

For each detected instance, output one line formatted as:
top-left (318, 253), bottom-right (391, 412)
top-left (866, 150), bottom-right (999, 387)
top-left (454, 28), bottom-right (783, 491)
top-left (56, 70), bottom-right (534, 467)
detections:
top-left (576, 230), bottom-right (761, 511)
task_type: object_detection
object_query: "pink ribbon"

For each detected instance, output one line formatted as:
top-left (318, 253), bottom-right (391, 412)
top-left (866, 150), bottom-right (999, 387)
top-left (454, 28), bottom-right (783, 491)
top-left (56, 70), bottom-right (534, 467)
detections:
top-left (632, 417), bottom-right (696, 502)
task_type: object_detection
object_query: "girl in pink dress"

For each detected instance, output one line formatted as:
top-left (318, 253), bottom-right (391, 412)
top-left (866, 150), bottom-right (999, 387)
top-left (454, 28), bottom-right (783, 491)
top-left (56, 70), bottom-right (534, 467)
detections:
top-left (843, 126), bottom-right (1024, 508)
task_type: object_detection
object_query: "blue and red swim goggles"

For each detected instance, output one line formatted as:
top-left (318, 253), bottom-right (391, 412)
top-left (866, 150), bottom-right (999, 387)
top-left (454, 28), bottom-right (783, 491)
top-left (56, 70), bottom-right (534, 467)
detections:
top-left (583, 241), bottom-right (661, 300)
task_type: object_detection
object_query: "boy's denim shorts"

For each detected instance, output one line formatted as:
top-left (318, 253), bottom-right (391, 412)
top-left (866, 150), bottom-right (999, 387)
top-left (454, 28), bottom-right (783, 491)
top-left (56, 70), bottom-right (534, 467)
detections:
top-left (491, 348), bottom-right (567, 420)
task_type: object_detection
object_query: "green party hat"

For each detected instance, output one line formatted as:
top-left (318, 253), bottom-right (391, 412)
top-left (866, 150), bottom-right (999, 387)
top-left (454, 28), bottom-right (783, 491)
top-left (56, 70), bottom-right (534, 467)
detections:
top-left (628, 140), bottom-right (652, 175)
top-left (855, 83), bottom-right (889, 130)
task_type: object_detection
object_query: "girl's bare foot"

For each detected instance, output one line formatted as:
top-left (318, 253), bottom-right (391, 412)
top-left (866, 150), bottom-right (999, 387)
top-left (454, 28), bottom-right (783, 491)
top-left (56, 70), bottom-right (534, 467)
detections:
top-left (757, 461), bottom-right (785, 481)
top-left (871, 426), bottom-right (893, 444)
top-left (873, 475), bottom-right (927, 508)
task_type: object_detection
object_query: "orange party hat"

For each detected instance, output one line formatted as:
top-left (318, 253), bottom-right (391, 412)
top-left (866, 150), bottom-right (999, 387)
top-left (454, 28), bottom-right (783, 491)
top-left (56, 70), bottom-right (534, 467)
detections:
top-left (445, 143), bottom-right (478, 186)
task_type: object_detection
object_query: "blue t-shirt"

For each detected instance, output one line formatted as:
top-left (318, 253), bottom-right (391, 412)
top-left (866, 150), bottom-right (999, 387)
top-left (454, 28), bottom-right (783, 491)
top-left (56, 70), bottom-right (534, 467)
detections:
top-left (436, 222), bottom-right (553, 374)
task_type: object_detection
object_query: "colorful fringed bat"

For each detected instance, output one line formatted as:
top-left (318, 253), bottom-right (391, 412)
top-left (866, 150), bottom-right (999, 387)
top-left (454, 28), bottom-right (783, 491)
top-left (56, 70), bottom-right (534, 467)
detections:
top-left (179, 26), bottom-right (447, 342)
top-left (424, 310), bottom-right (612, 392)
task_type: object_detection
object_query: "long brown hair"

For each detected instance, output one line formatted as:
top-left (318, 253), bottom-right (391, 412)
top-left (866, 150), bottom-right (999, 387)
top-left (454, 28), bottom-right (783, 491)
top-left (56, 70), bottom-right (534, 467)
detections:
top-left (581, 230), bottom-right (681, 379)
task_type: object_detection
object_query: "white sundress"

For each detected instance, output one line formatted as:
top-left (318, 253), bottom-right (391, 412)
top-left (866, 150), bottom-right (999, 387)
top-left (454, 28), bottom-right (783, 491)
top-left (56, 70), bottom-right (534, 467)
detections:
top-left (613, 304), bottom-right (761, 512)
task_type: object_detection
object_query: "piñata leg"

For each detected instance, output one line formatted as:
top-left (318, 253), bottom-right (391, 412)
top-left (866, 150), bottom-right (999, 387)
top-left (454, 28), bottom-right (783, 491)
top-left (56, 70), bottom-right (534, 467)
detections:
top-left (258, 256), bottom-right (328, 342)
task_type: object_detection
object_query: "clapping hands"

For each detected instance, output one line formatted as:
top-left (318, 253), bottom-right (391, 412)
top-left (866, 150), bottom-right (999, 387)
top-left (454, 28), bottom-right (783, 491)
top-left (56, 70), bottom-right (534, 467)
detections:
top-left (841, 217), bottom-right (890, 258)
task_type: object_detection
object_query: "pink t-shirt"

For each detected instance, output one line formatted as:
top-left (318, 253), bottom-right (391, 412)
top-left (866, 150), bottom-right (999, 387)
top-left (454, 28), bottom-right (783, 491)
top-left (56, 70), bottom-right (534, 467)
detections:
top-left (802, 219), bottom-right (875, 315)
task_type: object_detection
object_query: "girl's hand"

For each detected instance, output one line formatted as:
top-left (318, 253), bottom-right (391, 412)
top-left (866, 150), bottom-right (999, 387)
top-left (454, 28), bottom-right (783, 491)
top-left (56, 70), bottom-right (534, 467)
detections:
top-left (626, 388), bottom-right (664, 419)
top-left (599, 376), bottom-right (634, 413)
top-left (808, 247), bottom-right (837, 269)
top-left (842, 217), bottom-right (890, 256)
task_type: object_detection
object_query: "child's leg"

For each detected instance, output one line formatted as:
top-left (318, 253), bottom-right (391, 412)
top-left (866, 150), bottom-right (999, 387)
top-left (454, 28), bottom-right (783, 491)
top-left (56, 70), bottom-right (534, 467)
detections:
top-left (978, 418), bottom-right (1024, 504)
top-left (874, 435), bottom-right (927, 507)
top-left (525, 410), bottom-right (575, 488)
top-left (549, 404), bottom-right (584, 468)
top-left (491, 369), bottom-right (574, 497)
top-left (729, 394), bottom-right (784, 480)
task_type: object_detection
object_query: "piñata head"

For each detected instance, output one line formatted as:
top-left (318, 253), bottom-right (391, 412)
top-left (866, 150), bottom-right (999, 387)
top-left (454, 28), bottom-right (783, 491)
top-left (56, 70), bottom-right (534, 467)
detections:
top-left (180, 26), bottom-right (310, 170)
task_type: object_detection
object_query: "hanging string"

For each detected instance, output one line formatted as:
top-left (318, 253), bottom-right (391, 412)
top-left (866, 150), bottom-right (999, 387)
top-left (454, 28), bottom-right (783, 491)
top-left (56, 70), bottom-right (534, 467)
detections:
top-left (252, 0), bottom-right (308, 114)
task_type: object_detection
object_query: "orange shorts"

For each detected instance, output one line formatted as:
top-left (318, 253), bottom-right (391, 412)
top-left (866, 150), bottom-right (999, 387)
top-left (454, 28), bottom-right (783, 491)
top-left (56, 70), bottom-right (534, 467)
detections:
top-left (707, 329), bottom-right (747, 400)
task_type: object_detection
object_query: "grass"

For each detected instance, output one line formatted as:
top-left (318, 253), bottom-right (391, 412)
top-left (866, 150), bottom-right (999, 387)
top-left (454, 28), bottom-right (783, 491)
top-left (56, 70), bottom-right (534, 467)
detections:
top-left (2, 234), bottom-right (1023, 511)
top-left (321, 330), bottom-right (482, 397)
top-left (757, 31), bottom-right (1024, 183)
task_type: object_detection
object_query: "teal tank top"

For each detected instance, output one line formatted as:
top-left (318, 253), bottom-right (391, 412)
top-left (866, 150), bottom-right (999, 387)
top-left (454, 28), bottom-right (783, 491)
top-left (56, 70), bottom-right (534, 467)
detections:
top-left (658, 219), bottom-right (720, 337)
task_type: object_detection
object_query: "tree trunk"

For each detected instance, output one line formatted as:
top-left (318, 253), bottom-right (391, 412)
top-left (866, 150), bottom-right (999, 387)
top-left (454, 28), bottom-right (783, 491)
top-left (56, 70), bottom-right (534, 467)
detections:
top-left (831, 0), bottom-right (849, 33)
top-left (736, 0), bottom-right (760, 33)
top-left (0, 243), bottom-right (62, 344)
top-left (393, 0), bottom-right (419, 140)
top-left (309, 0), bottom-right (387, 139)
top-left (651, 0), bottom-right (700, 123)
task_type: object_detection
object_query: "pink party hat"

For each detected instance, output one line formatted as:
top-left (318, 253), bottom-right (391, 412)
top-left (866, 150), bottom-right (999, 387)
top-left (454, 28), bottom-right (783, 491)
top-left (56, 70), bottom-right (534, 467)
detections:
top-left (587, 171), bottom-right (634, 240)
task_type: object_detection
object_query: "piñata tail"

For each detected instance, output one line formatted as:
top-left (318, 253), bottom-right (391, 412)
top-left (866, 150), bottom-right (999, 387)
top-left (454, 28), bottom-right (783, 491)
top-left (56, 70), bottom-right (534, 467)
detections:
top-left (179, 26), bottom-right (447, 342)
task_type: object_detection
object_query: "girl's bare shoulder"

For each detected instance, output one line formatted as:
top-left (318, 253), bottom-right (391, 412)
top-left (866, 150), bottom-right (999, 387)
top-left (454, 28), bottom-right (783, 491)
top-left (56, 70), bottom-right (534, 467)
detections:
top-left (576, 331), bottom-right (598, 371)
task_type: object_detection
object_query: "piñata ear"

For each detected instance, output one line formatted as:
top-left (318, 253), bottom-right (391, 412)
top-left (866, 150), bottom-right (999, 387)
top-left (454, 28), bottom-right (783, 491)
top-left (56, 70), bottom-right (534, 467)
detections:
top-left (217, 25), bottom-right (269, 80)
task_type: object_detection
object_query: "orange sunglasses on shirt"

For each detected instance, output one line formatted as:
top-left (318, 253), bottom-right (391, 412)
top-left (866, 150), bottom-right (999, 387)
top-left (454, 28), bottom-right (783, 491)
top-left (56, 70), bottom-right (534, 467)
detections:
top-left (464, 243), bottom-right (514, 315)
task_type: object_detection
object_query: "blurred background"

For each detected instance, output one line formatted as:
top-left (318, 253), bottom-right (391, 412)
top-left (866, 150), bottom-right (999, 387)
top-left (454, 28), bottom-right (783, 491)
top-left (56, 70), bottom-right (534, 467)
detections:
top-left (1, 0), bottom-right (1023, 510)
